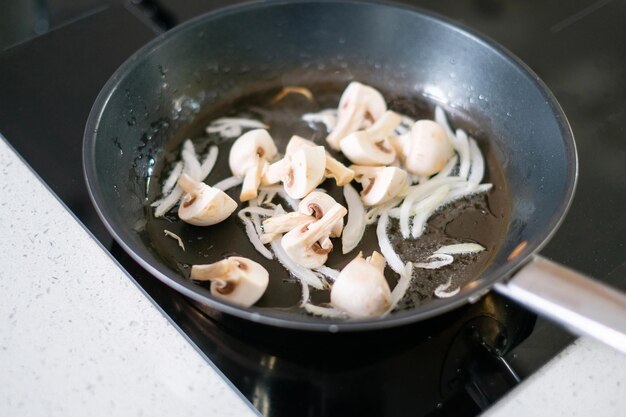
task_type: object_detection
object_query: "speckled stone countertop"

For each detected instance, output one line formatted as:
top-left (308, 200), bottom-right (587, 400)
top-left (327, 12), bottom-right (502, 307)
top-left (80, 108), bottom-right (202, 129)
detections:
top-left (0, 136), bottom-right (624, 416)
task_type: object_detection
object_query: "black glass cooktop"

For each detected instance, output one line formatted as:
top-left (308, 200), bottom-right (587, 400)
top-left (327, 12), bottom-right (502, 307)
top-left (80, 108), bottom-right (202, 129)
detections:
top-left (2, 1), bottom-right (625, 416)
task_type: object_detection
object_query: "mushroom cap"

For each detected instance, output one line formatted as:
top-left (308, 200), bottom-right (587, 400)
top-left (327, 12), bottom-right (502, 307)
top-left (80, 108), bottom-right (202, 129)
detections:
top-left (338, 82), bottom-right (387, 122)
top-left (353, 166), bottom-right (409, 206)
top-left (298, 191), bottom-right (344, 237)
top-left (286, 135), bottom-right (355, 186)
top-left (228, 129), bottom-right (277, 177)
top-left (281, 204), bottom-right (347, 268)
top-left (177, 173), bottom-right (238, 226)
top-left (282, 146), bottom-right (326, 199)
top-left (326, 82), bottom-right (387, 150)
top-left (331, 253), bottom-right (391, 318)
top-left (339, 131), bottom-right (396, 166)
top-left (285, 135), bottom-right (316, 155)
top-left (402, 120), bottom-right (453, 176)
top-left (191, 257), bottom-right (269, 307)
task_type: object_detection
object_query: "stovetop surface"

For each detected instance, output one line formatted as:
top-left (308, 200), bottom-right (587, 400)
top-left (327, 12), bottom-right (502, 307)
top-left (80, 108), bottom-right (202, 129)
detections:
top-left (1, 1), bottom-right (625, 416)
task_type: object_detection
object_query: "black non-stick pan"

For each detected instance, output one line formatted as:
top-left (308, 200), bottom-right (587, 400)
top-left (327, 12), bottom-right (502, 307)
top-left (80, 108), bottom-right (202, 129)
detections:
top-left (83, 0), bottom-right (626, 352)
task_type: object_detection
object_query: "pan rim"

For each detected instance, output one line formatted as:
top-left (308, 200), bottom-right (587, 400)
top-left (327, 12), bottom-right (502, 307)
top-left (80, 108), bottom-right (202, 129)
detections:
top-left (83, 0), bottom-right (578, 332)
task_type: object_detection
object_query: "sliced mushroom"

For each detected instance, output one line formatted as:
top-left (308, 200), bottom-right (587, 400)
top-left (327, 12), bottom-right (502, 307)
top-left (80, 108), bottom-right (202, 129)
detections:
top-left (338, 111), bottom-right (402, 166)
top-left (286, 135), bottom-right (354, 186)
top-left (228, 129), bottom-right (278, 202)
top-left (326, 82), bottom-right (387, 150)
top-left (281, 204), bottom-right (348, 268)
top-left (351, 165), bottom-right (409, 206)
top-left (191, 256), bottom-right (269, 307)
top-left (260, 212), bottom-right (314, 244)
top-left (330, 251), bottom-right (391, 318)
top-left (299, 191), bottom-right (344, 237)
top-left (177, 173), bottom-right (238, 226)
top-left (263, 145), bottom-right (326, 199)
top-left (399, 120), bottom-right (454, 176)
top-left (259, 191), bottom-right (345, 243)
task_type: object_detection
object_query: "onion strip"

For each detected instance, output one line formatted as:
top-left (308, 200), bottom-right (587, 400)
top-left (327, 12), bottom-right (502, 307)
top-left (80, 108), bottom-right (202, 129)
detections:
top-left (411, 185), bottom-right (450, 239)
top-left (162, 161), bottom-right (183, 195)
top-left (213, 176), bottom-right (242, 191)
top-left (376, 210), bottom-right (405, 274)
top-left (205, 117), bottom-right (268, 139)
top-left (432, 154), bottom-right (458, 180)
top-left (163, 229), bottom-right (185, 251)
top-left (315, 266), bottom-right (340, 282)
top-left (199, 145), bottom-right (219, 180)
top-left (454, 129), bottom-right (471, 180)
top-left (181, 139), bottom-right (202, 181)
top-left (270, 240), bottom-right (325, 291)
top-left (342, 184), bottom-right (366, 254)
top-left (414, 254), bottom-right (454, 269)
top-left (435, 243), bottom-right (485, 255)
top-left (399, 177), bottom-right (464, 238)
top-left (467, 138), bottom-right (484, 188)
top-left (238, 210), bottom-right (273, 260)
top-left (386, 262), bottom-right (414, 314)
top-left (304, 303), bottom-right (346, 318)
top-left (444, 183), bottom-right (493, 205)
top-left (434, 277), bottom-right (460, 298)
top-left (302, 108), bottom-right (337, 132)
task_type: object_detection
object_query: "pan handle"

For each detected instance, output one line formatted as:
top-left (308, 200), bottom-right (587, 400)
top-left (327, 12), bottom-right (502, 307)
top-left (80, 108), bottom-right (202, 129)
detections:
top-left (494, 255), bottom-right (626, 354)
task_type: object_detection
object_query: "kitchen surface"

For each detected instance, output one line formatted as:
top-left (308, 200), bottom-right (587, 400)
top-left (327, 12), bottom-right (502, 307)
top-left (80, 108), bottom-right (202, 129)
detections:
top-left (1, 1), bottom-right (625, 416)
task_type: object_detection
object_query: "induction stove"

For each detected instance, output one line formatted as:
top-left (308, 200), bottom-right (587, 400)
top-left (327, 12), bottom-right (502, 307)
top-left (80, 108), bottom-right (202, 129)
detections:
top-left (2, 1), bottom-right (625, 416)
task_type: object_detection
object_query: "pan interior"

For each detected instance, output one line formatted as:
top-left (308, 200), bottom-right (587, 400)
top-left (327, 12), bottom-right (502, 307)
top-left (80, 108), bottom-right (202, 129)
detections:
top-left (84, 1), bottom-right (576, 329)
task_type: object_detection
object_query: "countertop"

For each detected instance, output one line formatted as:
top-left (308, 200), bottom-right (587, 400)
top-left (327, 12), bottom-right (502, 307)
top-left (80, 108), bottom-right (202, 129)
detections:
top-left (1, 135), bottom-right (625, 416)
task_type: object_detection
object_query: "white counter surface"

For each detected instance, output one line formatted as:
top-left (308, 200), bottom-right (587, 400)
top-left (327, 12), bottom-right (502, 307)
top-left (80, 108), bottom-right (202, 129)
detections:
top-left (0, 136), bottom-right (624, 416)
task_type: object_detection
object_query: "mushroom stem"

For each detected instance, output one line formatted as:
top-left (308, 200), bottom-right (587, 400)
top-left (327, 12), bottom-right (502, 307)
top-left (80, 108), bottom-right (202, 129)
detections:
top-left (191, 259), bottom-right (240, 283)
top-left (367, 111), bottom-right (402, 138)
top-left (263, 157), bottom-right (290, 185)
top-left (367, 251), bottom-right (386, 273)
top-left (240, 157), bottom-right (265, 202)
top-left (178, 172), bottom-right (203, 195)
top-left (299, 204), bottom-right (347, 247)
top-left (325, 156), bottom-right (355, 186)
top-left (262, 212), bottom-right (314, 234)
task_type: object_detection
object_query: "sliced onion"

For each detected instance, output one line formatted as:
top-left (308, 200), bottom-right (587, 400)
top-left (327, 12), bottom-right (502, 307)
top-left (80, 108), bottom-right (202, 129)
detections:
top-left (163, 229), bottom-right (185, 251)
top-left (206, 117), bottom-right (268, 139)
top-left (399, 178), bottom-right (463, 238)
top-left (435, 106), bottom-right (456, 144)
top-left (182, 139), bottom-right (202, 181)
top-left (467, 138), bottom-right (484, 188)
top-left (270, 239), bottom-right (325, 290)
top-left (152, 187), bottom-right (183, 217)
top-left (435, 243), bottom-right (485, 255)
top-left (302, 108), bottom-right (337, 132)
top-left (386, 262), bottom-right (414, 314)
top-left (411, 185), bottom-right (450, 239)
top-left (238, 210), bottom-right (273, 260)
top-left (454, 129), bottom-right (471, 180)
top-left (277, 189), bottom-right (300, 211)
top-left (444, 183), bottom-right (493, 205)
top-left (434, 277), bottom-right (460, 298)
top-left (365, 197), bottom-right (403, 225)
top-left (200, 145), bottom-right (219, 179)
top-left (213, 176), bottom-right (243, 191)
top-left (238, 206), bottom-right (276, 217)
top-left (162, 161), bottom-right (183, 195)
top-left (299, 280), bottom-right (311, 306)
top-left (315, 266), bottom-right (340, 282)
top-left (342, 183), bottom-right (366, 254)
top-left (304, 303), bottom-right (346, 318)
top-left (376, 210), bottom-right (405, 274)
top-left (414, 254), bottom-right (454, 269)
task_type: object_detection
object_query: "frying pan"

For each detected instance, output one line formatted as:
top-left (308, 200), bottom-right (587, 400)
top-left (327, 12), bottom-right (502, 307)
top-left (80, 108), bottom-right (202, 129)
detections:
top-left (83, 0), bottom-right (626, 352)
